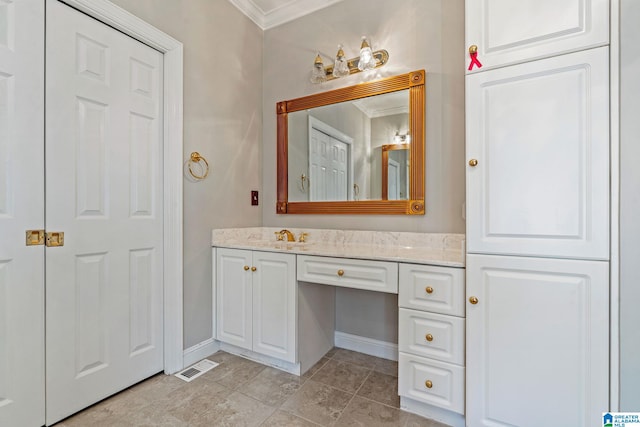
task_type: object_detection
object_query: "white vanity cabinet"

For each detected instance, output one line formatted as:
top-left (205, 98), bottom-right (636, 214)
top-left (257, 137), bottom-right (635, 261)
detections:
top-left (398, 263), bottom-right (466, 417)
top-left (216, 248), bottom-right (297, 363)
top-left (465, 0), bottom-right (608, 72)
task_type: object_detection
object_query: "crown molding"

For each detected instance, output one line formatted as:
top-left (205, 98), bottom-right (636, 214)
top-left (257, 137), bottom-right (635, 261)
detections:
top-left (228, 0), bottom-right (344, 30)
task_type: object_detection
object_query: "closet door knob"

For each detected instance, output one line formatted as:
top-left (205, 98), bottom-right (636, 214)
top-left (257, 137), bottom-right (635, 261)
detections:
top-left (244, 265), bottom-right (250, 271)
top-left (469, 159), bottom-right (478, 167)
top-left (251, 266), bottom-right (257, 272)
top-left (469, 296), bottom-right (479, 304)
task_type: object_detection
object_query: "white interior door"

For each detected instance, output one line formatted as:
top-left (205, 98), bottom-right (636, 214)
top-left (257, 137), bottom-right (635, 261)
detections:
top-left (387, 158), bottom-right (400, 200)
top-left (0, 1), bottom-right (45, 426)
top-left (45, 1), bottom-right (164, 424)
top-left (308, 117), bottom-right (352, 201)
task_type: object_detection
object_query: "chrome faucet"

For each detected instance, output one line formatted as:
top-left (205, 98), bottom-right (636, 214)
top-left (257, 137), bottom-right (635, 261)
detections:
top-left (277, 229), bottom-right (296, 242)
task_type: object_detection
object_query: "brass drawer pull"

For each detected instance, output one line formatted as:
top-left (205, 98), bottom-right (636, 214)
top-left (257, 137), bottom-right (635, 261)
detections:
top-left (425, 380), bottom-right (433, 389)
top-left (469, 158), bottom-right (478, 167)
top-left (425, 334), bottom-right (433, 342)
top-left (244, 265), bottom-right (250, 271)
top-left (425, 286), bottom-right (433, 294)
top-left (337, 269), bottom-right (344, 277)
top-left (251, 266), bottom-right (257, 272)
top-left (469, 296), bottom-right (479, 305)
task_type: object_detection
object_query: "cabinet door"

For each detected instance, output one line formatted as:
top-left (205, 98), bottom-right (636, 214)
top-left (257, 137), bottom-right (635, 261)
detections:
top-left (466, 47), bottom-right (609, 259)
top-left (216, 248), bottom-right (252, 350)
top-left (466, 254), bottom-right (609, 427)
top-left (465, 0), bottom-right (608, 72)
top-left (252, 251), bottom-right (297, 363)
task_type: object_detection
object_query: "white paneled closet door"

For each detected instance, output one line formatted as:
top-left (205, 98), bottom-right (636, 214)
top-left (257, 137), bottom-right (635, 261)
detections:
top-left (45, 1), bottom-right (164, 424)
top-left (0, 0), bottom-right (45, 426)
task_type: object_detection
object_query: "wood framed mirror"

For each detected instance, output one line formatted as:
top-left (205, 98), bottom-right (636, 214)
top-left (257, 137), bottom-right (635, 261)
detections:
top-left (276, 69), bottom-right (425, 215)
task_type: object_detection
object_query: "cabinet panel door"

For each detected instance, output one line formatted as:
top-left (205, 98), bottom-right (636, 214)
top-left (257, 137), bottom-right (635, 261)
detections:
top-left (216, 248), bottom-right (252, 350)
top-left (466, 254), bottom-right (609, 427)
top-left (466, 47), bottom-right (609, 259)
top-left (253, 252), bottom-right (297, 362)
top-left (465, 0), bottom-right (608, 72)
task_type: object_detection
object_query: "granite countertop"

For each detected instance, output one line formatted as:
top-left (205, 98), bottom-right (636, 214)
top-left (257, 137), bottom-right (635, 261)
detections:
top-left (211, 227), bottom-right (465, 268)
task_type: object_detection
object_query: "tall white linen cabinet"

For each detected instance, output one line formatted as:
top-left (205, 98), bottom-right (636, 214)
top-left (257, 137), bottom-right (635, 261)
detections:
top-left (465, 1), bottom-right (612, 427)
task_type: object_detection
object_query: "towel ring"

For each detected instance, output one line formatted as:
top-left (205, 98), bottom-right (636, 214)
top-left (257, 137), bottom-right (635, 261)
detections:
top-left (188, 152), bottom-right (209, 180)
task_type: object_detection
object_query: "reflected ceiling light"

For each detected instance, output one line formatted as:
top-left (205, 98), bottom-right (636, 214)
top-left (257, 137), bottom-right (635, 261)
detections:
top-left (394, 130), bottom-right (411, 144)
top-left (310, 37), bottom-right (388, 84)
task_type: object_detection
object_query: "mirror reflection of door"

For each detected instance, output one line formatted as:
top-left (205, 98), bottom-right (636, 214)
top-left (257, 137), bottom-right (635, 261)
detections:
top-left (387, 158), bottom-right (401, 200)
top-left (382, 143), bottom-right (410, 200)
top-left (308, 116), bottom-right (354, 201)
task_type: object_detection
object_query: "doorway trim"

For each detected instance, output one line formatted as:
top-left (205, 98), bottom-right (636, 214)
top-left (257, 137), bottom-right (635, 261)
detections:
top-left (61, 0), bottom-right (184, 374)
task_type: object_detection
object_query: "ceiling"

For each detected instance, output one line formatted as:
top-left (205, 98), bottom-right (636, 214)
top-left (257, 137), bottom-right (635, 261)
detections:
top-left (228, 0), bottom-right (344, 30)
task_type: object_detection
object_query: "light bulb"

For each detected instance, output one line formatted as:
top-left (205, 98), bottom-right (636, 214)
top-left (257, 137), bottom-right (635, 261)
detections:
top-left (332, 44), bottom-right (350, 78)
top-left (394, 130), bottom-right (401, 144)
top-left (310, 53), bottom-right (327, 84)
top-left (358, 36), bottom-right (376, 71)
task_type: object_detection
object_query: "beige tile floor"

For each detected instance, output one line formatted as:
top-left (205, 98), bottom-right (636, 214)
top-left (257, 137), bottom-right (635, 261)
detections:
top-left (54, 348), bottom-right (452, 427)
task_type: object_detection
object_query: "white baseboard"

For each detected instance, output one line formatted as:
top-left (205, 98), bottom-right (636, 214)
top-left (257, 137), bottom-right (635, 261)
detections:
top-left (219, 342), bottom-right (301, 375)
top-left (334, 331), bottom-right (398, 361)
top-left (400, 397), bottom-right (465, 427)
top-left (183, 338), bottom-right (220, 368)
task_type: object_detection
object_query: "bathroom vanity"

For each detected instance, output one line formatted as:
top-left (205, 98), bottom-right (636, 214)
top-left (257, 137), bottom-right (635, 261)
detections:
top-left (212, 227), bottom-right (466, 426)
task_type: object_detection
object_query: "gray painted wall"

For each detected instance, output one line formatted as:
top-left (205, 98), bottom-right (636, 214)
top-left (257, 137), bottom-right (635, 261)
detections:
top-left (262, 0), bottom-right (465, 343)
top-left (619, 0), bottom-right (640, 410)
top-left (109, 0), bottom-right (264, 349)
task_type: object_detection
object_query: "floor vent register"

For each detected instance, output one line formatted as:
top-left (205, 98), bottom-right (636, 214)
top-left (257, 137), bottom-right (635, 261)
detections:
top-left (174, 359), bottom-right (219, 382)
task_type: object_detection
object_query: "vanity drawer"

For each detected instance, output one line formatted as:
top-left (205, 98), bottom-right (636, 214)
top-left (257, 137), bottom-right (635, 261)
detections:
top-left (399, 264), bottom-right (465, 316)
top-left (398, 352), bottom-right (465, 414)
top-left (399, 308), bottom-right (464, 366)
top-left (297, 255), bottom-right (398, 294)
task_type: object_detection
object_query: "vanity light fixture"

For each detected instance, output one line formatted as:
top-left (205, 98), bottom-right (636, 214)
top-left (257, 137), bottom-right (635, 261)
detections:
top-left (332, 44), bottom-right (350, 78)
top-left (394, 130), bottom-right (411, 145)
top-left (310, 53), bottom-right (327, 84)
top-left (309, 36), bottom-right (388, 84)
top-left (358, 36), bottom-right (376, 71)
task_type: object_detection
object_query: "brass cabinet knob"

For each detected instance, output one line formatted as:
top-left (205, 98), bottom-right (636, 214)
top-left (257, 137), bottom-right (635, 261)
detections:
top-left (337, 269), bottom-right (345, 277)
top-left (469, 296), bottom-right (479, 304)
top-left (469, 159), bottom-right (478, 167)
top-left (425, 286), bottom-right (434, 294)
top-left (425, 380), bottom-right (433, 389)
top-left (251, 266), bottom-right (257, 272)
top-left (244, 265), bottom-right (250, 271)
top-left (469, 45), bottom-right (478, 54)
top-left (425, 334), bottom-right (433, 342)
